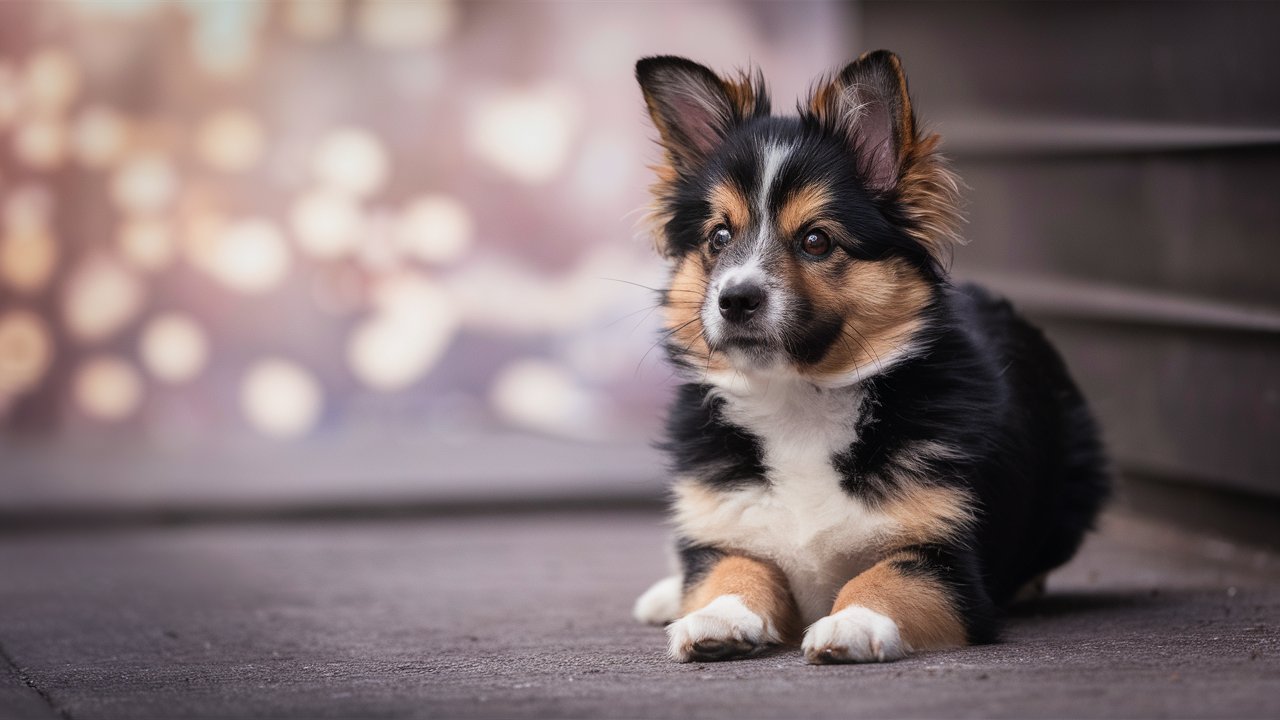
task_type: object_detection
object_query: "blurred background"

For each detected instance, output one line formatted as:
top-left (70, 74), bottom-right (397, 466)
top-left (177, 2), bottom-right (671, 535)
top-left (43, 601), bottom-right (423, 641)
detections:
top-left (0, 1), bottom-right (1276, 528)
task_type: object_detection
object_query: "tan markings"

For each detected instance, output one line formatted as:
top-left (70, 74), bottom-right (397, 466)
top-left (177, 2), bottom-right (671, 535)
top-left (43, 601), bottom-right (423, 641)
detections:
top-left (721, 68), bottom-right (766, 118)
top-left (643, 162), bottom-right (679, 256)
top-left (704, 182), bottom-right (750, 235)
top-left (683, 555), bottom-right (800, 642)
top-left (797, 257), bottom-right (932, 379)
top-left (830, 554), bottom-right (967, 651)
top-left (664, 254), bottom-right (728, 374)
top-left (775, 185), bottom-right (832, 239)
top-left (882, 480), bottom-right (975, 547)
top-left (896, 132), bottom-right (964, 267)
top-left (880, 51), bottom-right (916, 149)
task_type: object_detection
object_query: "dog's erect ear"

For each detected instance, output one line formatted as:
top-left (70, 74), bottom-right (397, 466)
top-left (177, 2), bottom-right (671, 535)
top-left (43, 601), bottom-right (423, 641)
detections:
top-left (807, 50), bottom-right (963, 269)
top-left (807, 50), bottom-right (915, 192)
top-left (636, 56), bottom-right (768, 172)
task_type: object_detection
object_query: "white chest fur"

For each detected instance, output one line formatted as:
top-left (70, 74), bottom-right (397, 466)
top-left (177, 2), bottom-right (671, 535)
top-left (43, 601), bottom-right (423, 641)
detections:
top-left (672, 373), bottom-right (901, 625)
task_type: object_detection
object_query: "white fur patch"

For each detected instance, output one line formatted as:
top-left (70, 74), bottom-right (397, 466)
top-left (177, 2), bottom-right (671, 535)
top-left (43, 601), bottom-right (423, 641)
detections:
top-left (673, 370), bottom-right (902, 625)
top-left (665, 594), bottom-right (780, 662)
top-left (633, 575), bottom-right (683, 626)
top-left (755, 141), bottom-right (791, 216)
top-left (802, 605), bottom-right (906, 663)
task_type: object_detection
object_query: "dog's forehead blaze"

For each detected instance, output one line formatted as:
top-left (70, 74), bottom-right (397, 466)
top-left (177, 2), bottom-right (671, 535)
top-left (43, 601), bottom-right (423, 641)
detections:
top-left (798, 257), bottom-right (932, 376)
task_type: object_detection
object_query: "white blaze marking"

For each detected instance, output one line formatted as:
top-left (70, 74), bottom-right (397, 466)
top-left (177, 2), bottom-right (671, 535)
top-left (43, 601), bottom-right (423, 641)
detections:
top-left (755, 141), bottom-right (791, 216)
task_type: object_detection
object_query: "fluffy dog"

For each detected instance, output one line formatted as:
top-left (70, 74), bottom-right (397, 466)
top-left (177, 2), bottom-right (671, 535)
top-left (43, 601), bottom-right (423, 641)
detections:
top-left (631, 51), bottom-right (1109, 663)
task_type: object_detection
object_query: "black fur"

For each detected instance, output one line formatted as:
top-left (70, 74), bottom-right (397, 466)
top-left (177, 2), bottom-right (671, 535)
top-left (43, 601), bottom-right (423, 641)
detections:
top-left (667, 284), bottom-right (1109, 642)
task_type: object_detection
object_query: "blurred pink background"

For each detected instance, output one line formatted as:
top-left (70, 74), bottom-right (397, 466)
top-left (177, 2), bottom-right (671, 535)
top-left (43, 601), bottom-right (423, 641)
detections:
top-left (0, 1), bottom-right (851, 510)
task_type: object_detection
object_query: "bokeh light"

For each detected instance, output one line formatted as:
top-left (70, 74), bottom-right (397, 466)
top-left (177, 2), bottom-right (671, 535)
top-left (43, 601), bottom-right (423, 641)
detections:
top-left (240, 358), bottom-right (323, 439)
top-left (206, 218), bottom-right (291, 294)
top-left (66, 0), bottom-right (166, 17)
top-left (290, 188), bottom-right (362, 259)
top-left (2, 185), bottom-right (58, 293)
top-left (72, 105), bottom-right (129, 169)
top-left (74, 355), bottom-right (143, 422)
top-left (312, 128), bottom-right (389, 198)
top-left (490, 359), bottom-right (603, 440)
top-left (467, 84), bottom-right (581, 184)
top-left (0, 310), bottom-right (54, 399)
top-left (185, 1), bottom-right (268, 79)
top-left (13, 117), bottom-right (68, 170)
top-left (346, 275), bottom-right (458, 391)
top-left (284, 0), bottom-right (344, 41)
top-left (62, 257), bottom-right (146, 343)
top-left (357, 0), bottom-right (456, 49)
top-left (0, 220), bottom-right (58, 295)
top-left (23, 48), bottom-right (80, 114)
top-left (112, 153), bottom-right (179, 215)
top-left (139, 313), bottom-right (209, 384)
top-left (195, 109), bottom-right (265, 173)
top-left (396, 194), bottom-right (473, 265)
top-left (117, 217), bottom-right (176, 272)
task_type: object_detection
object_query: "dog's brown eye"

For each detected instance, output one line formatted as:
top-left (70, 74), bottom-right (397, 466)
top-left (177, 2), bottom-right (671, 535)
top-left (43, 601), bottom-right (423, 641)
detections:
top-left (710, 226), bottom-right (732, 252)
top-left (801, 229), bottom-right (832, 257)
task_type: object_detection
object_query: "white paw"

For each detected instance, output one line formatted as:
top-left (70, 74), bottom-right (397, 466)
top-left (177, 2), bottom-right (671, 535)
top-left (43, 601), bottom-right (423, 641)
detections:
top-left (633, 575), bottom-right (683, 626)
top-left (666, 594), bottom-right (779, 662)
top-left (802, 605), bottom-right (907, 664)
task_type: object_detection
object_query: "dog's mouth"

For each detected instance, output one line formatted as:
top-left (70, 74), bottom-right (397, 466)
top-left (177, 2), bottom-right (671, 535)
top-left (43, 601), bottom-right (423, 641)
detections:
top-left (710, 330), bottom-right (781, 359)
top-left (719, 334), bottom-right (771, 349)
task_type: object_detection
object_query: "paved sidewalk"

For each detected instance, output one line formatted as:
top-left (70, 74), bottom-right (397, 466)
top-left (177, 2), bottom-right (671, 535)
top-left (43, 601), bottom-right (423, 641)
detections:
top-left (0, 510), bottom-right (1276, 719)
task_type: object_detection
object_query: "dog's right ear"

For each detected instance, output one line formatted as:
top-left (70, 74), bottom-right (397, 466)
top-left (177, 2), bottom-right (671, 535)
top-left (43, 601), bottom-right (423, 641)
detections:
top-left (636, 56), bottom-right (768, 173)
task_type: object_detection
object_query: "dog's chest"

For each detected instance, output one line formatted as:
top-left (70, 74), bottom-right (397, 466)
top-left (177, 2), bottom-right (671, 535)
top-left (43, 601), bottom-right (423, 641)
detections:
top-left (673, 381), bottom-right (901, 624)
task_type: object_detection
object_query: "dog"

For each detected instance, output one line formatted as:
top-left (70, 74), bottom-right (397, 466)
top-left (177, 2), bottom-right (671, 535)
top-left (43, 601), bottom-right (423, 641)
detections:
top-left (630, 51), bottom-right (1109, 664)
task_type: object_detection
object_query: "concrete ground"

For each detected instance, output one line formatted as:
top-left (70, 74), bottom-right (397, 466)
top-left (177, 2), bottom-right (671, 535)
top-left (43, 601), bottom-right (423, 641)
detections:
top-left (0, 510), bottom-right (1276, 719)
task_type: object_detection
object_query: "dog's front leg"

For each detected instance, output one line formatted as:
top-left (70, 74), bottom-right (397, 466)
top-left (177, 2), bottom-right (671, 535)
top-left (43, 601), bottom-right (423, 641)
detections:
top-left (665, 554), bottom-right (798, 662)
top-left (803, 544), bottom-right (994, 664)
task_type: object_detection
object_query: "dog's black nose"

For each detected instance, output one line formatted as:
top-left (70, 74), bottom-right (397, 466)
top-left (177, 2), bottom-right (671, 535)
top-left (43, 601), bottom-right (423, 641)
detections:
top-left (718, 280), bottom-right (765, 323)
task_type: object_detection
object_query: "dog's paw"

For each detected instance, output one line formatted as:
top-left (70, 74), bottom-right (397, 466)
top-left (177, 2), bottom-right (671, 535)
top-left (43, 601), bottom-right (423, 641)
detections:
top-left (633, 575), bottom-right (682, 626)
top-left (666, 594), bottom-right (779, 662)
top-left (802, 605), bottom-right (906, 664)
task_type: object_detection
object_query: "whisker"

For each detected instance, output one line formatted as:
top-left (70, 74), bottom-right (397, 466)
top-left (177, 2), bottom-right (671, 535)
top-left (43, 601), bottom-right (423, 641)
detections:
top-left (635, 317), bottom-right (700, 378)
top-left (602, 304), bottom-right (664, 329)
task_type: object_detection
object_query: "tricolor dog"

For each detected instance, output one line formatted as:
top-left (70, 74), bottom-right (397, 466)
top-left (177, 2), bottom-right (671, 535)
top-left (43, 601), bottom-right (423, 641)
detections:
top-left (631, 51), bottom-right (1109, 663)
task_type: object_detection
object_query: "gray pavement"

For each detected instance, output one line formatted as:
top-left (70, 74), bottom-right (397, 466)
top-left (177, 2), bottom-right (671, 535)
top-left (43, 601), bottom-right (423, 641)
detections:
top-left (0, 510), bottom-right (1276, 719)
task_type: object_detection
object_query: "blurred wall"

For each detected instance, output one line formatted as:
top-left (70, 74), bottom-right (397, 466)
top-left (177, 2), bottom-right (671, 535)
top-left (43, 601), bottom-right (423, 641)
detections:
top-left (860, 1), bottom-right (1280, 498)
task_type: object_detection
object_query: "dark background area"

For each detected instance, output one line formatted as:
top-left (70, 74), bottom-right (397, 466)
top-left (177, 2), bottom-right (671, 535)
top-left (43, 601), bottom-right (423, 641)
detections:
top-left (860, 1), bottom-right (1280, 514)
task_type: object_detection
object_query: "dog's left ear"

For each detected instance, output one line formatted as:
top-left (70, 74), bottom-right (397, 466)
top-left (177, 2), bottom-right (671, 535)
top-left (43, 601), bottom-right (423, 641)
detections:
top-left (807, 50), bottom-right (963, 267)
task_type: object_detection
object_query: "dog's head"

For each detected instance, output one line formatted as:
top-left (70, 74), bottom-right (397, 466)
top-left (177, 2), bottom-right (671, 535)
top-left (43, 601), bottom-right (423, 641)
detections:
top-left (636, 51), bottom-right (962, 385)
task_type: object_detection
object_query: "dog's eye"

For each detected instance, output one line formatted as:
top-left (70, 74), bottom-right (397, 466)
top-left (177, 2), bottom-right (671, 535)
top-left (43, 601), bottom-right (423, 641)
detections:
top-left (710, 226), bottom-right (732, 252)
top-left (800, 229), bottom-right (832, 257)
